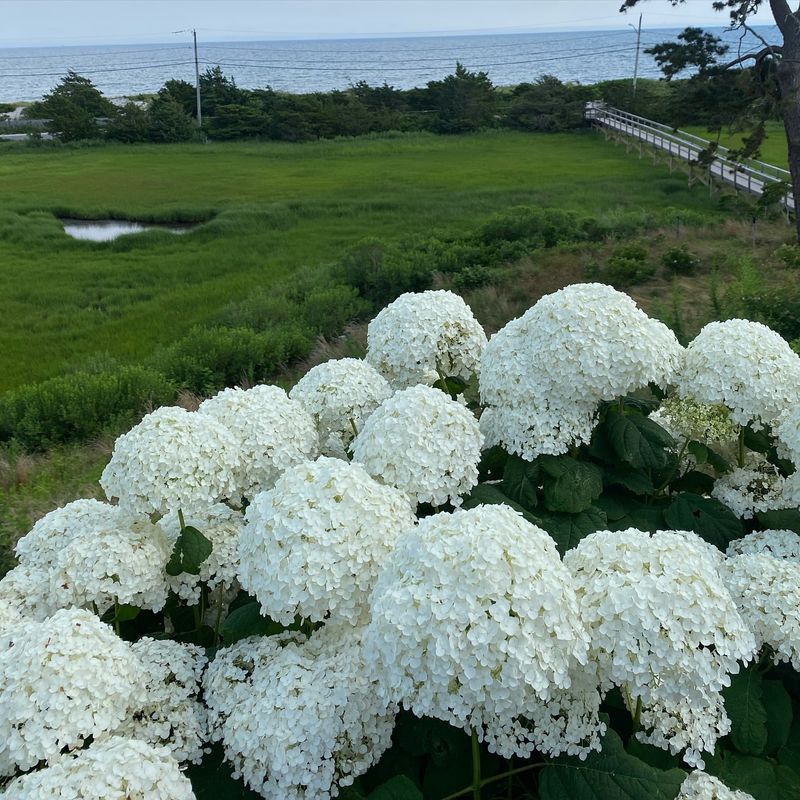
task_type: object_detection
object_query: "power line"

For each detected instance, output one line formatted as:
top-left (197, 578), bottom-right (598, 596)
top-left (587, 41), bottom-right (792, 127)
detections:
top-left (0, 61), bottom-right (195, 79)
top-left (0, 45), bottom-right (191, 61)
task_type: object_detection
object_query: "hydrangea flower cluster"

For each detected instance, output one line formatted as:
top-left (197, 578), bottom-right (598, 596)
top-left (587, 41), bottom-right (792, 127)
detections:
top-left (710, 457), bottom-right (786, 520)
top-left (2, 736), bottom-right (196, 799)
top-left (13, 499), bottom-right (172, 615)
top-left (289, 358), bottom-right (393, 457)
top-left (119, 638), bottom-right (208, 764)
top-left (564, 529), bottom-right (756, 768)
top-left (363, 504), bottom-right (602, 759)
top-left (161, 503), bottom-right (245, 603)
top-left (198, 385), bottom-right (318, 499)
top-left (239, 457), bottom-right (415, 625)
top-left (352, 384), bottom-right (483, 506)
top-left (726, 529), bottom-right (800, 560)
top-left (204, 627), bottom-right (394, 800)
top-left (677, 319), bottom-right (800, 430)
top-left (480, 283), bottom-right (683, 459)
top-left (0, 562), bottom-right (52, 623)
top-left (723, 552), bottom-right (800, 669)
top-left (101, 405), bottom-right (241, 516)
top-left (365, 290), bottom-right (487, 389)
top-left (677, 770), bottom-right (755, 800)
top-left (0, 608), bottom-right (145, 774)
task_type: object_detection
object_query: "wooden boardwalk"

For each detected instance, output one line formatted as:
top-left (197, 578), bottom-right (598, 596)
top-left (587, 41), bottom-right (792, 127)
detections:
top-left (585, 102), bottom-right (794, 213)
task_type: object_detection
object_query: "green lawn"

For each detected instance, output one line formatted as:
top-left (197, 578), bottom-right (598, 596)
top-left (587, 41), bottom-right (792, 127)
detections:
top-left (0, 130), bottom-right (720, 390)
top-left (679, 120), bottom-right (788, 169)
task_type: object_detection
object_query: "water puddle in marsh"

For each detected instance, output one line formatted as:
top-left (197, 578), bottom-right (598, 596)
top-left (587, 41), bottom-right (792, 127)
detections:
top-left (61, 219), bottom-right (196, 242)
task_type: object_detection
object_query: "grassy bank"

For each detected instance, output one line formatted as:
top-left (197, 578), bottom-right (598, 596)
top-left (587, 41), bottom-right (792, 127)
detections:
top-left (0, 130), bottom-right (722, 390)
top-left (680, 120), bottom-right (788, 168)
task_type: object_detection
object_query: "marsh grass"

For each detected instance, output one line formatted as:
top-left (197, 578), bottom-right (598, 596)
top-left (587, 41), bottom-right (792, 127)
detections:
top-left (0, 130), bottom-right (726, 389)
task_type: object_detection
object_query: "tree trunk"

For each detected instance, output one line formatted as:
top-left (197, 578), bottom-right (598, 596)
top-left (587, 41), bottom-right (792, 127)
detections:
top-left (775, 6), bottom-right (800, 241)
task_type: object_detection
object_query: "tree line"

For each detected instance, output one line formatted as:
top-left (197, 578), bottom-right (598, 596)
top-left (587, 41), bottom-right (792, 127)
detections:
top-left (18, 55), bottom-right (775, 145)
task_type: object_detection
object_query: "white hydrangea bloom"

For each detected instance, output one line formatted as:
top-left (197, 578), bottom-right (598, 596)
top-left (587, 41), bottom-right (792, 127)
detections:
top-left (204, 626), bottom-right (394, 800)
top-left (161, 504), bottom-right (245, 604)
top-left (352, 385), bottom-right (483, 506)
top-left (774, 404), bottom-right (800, 464)
top-left (727, 529), bottom-right (800, 560)
top-left (0, 608), bottom-right (145, 774)
top-left (723, 553), bottom-right (800, 669)
top-left (198, 385), bottom-right (319, 499)
top-left (677, 320), bottom-right (800, 430)
top-left (101, 406), bottom-right (241, 516)
top-left (677, 770), bottom-right (755, 800)
top-left (239, 457), bottom-right (416, 625)
top-left (118, 638), bottom-right (208, 764)
top-left (365, 290), bottom-right (487, 389)
top-left (3, 736), bottom-right (196, 799)
top-left (14, 500), bottom-right (172, 615)
top-left (0, 597), bottom-right (22, 633)
top-left (0, 563), bottom-right (55, 622)
top-left (711, 456), bottom-right (786, 520)
top-left (289, 358), bottom-right (393, 457)
top-left (204, 632), bottom-right (306, 737)
top-left (479, 284), bottom-right (683, 459)
top-left (363, 504), bottom-right (603, 759)
top-left (564, 529), bottom-right (756, 768)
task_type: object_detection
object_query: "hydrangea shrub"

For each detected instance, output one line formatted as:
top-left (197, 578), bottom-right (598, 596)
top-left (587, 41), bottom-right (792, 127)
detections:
top-left (1, 283), bottom-right (799, 800)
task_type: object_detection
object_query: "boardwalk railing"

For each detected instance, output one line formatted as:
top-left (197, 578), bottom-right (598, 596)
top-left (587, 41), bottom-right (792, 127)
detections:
top-left (585, 102), bottom-right (793, 212)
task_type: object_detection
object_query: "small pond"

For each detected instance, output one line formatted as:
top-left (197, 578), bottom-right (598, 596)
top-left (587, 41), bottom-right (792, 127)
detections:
top-left (61, 219), bottom-right (195, 242)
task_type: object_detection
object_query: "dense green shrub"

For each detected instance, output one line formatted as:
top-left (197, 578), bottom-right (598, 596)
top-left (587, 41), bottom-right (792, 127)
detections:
top-left (0, 366), bottom-right (175, 449)
top-left (603, 243), bottom-right (656, 287)
top-left (775, 243), bottom-right (800, 269)
top-left (478, 207), bottom-right (581, 248)
top-left (661, 245), bottom-right (701, 275)
top-left (505, 75), bottom-right (590, 132)
top-left (149, 325), bottom-right (315, 396)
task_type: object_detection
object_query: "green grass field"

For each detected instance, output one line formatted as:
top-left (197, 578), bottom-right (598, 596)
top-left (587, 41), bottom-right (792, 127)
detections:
top-left (0, 130), bottom-right (722, 390)
top-left (680, 120), bottom-right (788, 168)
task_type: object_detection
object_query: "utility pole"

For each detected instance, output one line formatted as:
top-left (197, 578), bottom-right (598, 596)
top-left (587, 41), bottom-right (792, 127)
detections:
top-left (193, 28), bottom-right (202, 128)
top-left (630, 14), bottom-right (642, 102)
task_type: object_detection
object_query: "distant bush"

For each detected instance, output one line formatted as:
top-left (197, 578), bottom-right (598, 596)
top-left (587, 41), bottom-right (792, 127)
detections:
top-left (452, 265), bottom-right (493, 290)
top-left (775, 243), bottom-right (800, 269)
top-left (478, 207), bottom-right (581, 248)
top-left (603, 242), bottom-right (655, 287)
top-left (505, 75), bottom-right (590, 132)
top-left (0, 366), bottom-right (175, 449)
top-left (149, 325), bottom-right (315, 396)
top-left (661, 245), bottom-right (701, 275)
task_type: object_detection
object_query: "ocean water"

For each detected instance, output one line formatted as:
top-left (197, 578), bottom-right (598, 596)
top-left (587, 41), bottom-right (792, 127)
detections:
top-left (0, 25), bottom-right (779, 103)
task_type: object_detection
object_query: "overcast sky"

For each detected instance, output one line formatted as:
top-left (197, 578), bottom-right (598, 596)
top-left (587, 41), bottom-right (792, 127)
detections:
top-left (0, 0), bottom-right (775, 49)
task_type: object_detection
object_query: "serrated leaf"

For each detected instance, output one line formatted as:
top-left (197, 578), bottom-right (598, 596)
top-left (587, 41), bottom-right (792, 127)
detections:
top-left (724, 668), bottom-right (768, 756)
top-left (763, 680), bottom-right (793, 755)
top-left (687, 440), bottom-right (709, 465)
top-left (114, 603), bottom-right (140, 622)
top-left (670, 470), bottom-right (715, 495)
top-left (625, 738), bottom-right (682, 771)
top-left (778, 720), bottom-right (800, 775)
top-left (461, 483), bottom-right (540, 525)
top-left (664, 492), bottom-right (744, 550)
top-left (535, 506), bottom-right (607, 554)
top-left (502, 454), bottom-right (539, 509)
top-left (744, 426), bottom-right (773, 455)
top-left (222, 601), bottom-right (283, 645)
top-left (706, 752), bottom-right (800, 800)
top-left (596, 492), bottom-right (666, 533)
top-left (541, 459), bottom-right (603, 514)
top-left (166, 524), bottom-right (213, 576)
top-left (368, 776), bottom-right (423, 800)
top-left (606, 410), bottom-right (675, 470)
top-left (540, 727), bottom-right (685, 800)
top-left (756, 510), bottom-right (800, 535)
top-left (604, 465), bottom-right (656, 495)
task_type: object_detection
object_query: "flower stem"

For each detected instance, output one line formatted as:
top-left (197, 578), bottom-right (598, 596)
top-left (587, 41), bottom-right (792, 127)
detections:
top-left (213, 582), bottom-right (226, 643)
top-left (177, 508), bottom-right (187, 530)
top-left (113, 601), bottom-right (121, 637)
top-left (441, 762), bottom-right (545, 800)
top-left (738, 426), bottom-right (746, 469)
top-left (471, 729), bottom-right (482, 800)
